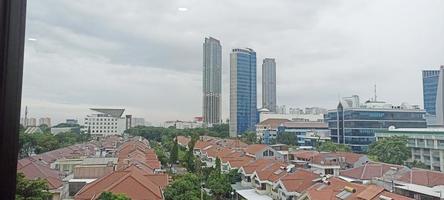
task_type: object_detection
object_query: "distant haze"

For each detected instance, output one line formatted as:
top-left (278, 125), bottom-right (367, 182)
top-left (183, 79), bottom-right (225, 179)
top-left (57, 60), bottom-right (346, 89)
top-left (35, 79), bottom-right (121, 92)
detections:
top-left (22, 0), bottom-right (444, 124)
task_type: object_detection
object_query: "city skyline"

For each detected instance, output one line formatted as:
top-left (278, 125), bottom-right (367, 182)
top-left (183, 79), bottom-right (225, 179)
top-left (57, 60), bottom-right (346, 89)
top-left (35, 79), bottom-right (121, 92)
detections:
top-left (22, 0), bottom-right (444, 124)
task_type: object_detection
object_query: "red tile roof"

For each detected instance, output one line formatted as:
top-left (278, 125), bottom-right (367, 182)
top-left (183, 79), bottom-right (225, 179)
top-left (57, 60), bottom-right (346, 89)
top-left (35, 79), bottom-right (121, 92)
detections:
top-left (255, 162), bottom-right (288, 182)
top-left (397, 168), bottom-right (444, 187)
top-left (258, 118), bottom-right (291, 129)
top-left (304, 177), bottom-right (412, 200)
top-left (279, 170), bottom-right (319, 193)
top-left (340, 162), bottom-right (405, 180)
top-left (311, 152), bottom-right (366, 166)
top-left (75, 166), bottom-right (164, 200)
top-left (176, 136), bottom-right (191, 147)
top-left (194, 140), bottom-right (212, 150)
top-left (291, 150), bottom-right (319, 161)
top-left (17, 159), bottom-right (63, 190)
top-left (241, 159), bottom-right (278, 174)
top-left (244, 144), bottom-right (268, 155)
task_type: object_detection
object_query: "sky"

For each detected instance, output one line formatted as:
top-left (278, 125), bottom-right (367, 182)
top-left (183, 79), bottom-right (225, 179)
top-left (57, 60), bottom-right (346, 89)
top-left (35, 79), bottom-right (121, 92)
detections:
top-left (22, 0), bottom-right (444, 125)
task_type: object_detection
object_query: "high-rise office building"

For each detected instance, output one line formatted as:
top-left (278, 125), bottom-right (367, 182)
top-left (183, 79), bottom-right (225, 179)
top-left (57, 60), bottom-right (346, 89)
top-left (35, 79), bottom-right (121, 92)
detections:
top-left (326, 96), bottom-right (427, 152)
top-left (435, 66), bottom-right (444, 126)
top-left (423, 69), bottom-right (440, 115)
top-left (422, 66), bottom-right (444, 126)
top-left (203, 37), bottom-right (222, 126)
top-left (229, 48), bottom-right (257, 137)
top-left (262, 58), bottom-right (276, 112)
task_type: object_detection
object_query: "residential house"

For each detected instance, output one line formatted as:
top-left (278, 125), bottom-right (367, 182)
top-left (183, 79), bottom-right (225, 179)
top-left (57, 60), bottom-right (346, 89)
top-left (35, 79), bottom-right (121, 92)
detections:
top-left (17, 158), bottom-right (64, 200)
top-left (299, 177), bottom-right (413, 200)
top-left (309, 152), bottom-right (368, 176)
top-left (394, 169), bottom-right (444, 199)
top-left (274, 170), bottom-right (319, 200)
top-left (244, 144), bottom-right (284, 160)
top-left (74, 165), bottom-right (168, 200)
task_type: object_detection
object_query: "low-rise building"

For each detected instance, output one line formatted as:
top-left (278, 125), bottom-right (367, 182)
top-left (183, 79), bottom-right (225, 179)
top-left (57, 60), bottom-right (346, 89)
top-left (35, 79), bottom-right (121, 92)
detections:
top-left (256, 118), bottom-right (291, 144)
top-left (375, 127), bottom-right (444, 172)
top-left (277, 121), bottom-right (330, 147)
top-left (300, 177), bottom-right (413, 200)
top-left (244, 144), bottom-right (284, 160)
top-left (394, 168), bottom-right (444, 200)
top-left (74, 166), bottom-right (168, 200)
top-left (274, 170), bottom-right (319, 200)
top-left (309, 152), bottom-right (369, 176)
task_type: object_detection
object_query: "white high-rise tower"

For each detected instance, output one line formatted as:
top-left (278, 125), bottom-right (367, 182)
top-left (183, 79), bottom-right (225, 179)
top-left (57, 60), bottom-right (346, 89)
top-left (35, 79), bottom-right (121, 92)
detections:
top-left (203, 37), bottom-right (222, 126)
top-left (262, 58), bottom-right (276, 112)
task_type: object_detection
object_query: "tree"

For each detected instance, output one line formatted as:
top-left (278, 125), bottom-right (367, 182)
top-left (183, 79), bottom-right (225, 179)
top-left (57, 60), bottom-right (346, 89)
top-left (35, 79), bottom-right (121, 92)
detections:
top-left (407, 160), bottom-right (429, 170)
top-left (97, 192), bottom-right (131, 200)
top-left (19, 129), bottom-right (36, 158)
top-left (276, 132), bottom-right (298, 146)
top-left (185, 137), bottom-right (197, 172)
top-left (163, 173), bottom-right (202, 200)
top-left (169, 137), bottom-right (179, 165)
top-left (15, 173), bottom-right (52, 200)
top-left (208, 124), bottom-right (229, 138)
top-left (33, 133), bottom-right (60, 154)
top-left (227, 169), bottom-right (241, 184)
top-left (214, 157), bottom-right (221, 173)
top-left (317, 141), bottom-right (351, 152)
top-left (369, 136), bottom-right (410, 165)
top-left (207, 171), bottom-right (231, 200)
top-left (241, 131), bottom-right (257, 144)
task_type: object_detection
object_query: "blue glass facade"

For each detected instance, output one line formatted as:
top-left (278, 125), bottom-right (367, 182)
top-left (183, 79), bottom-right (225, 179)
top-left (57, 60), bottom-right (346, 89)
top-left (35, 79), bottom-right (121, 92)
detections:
top-left (326, 103), bottom-right (427, 152)
top-left (230, 48), bottom-right (257, 135)
top-left (423, 70), bottom-right (440, 115)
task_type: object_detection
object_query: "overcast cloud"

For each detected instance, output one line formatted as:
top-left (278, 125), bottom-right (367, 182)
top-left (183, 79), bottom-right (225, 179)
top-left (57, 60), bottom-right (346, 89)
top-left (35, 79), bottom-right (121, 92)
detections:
top-left (22, 0), bottom-right (444, 124)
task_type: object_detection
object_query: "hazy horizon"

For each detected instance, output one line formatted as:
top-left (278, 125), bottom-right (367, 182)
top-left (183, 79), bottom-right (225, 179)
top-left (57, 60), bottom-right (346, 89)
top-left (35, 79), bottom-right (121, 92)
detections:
top-left (22, 0), bottom-right (444, 124)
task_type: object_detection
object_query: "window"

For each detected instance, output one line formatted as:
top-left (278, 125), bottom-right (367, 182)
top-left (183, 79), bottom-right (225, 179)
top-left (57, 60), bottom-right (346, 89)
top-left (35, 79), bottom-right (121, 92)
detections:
top-left (325, 169), bottom-right (334, 175)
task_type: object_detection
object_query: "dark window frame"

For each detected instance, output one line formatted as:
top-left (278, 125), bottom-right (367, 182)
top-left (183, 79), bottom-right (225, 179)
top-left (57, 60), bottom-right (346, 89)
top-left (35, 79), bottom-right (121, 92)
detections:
top-left (0, 0), bottom-right (27, 199)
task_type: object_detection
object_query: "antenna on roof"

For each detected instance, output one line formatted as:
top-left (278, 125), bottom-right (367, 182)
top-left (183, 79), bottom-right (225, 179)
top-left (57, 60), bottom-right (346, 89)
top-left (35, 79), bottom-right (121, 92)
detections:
top-left (374, 84), bottom-right (377, 101)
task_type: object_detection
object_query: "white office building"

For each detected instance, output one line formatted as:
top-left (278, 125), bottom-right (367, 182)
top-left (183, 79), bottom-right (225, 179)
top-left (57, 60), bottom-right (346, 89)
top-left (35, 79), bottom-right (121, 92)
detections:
top-left (203, 37), bottom-right (222, 126)
top-left (84, 108), bottom-right (127, 136)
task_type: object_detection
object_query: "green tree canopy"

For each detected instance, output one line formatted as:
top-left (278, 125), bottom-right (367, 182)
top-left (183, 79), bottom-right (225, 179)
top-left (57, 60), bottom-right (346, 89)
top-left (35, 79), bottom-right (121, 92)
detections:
top-left (16, 173), bottom-right (52, 200)
top-left (317, 141), bottom-right (351, 152)
top-left (241, 131), bottom-right (257, 144)
top-left (276, 132), bottom-right (298, 146)
top-left (97, 192), bottom-right (131, 200)
top-left (214, 157), bottom-right (221, 173)
top-left (163, 173), bottom-right (202, 200)
top-left (207, 171), bottom-right (231, 200)
top-left (368, 136), bottom-right (410, 165)
top-left (169, 137), bottom-right (179, 165)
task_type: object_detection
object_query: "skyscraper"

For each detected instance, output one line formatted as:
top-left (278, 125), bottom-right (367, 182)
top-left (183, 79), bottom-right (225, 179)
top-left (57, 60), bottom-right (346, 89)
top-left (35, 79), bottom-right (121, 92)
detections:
top-left (435, 66), bottom-right (444, 126)
top-left (203, 37), bottom-right (222, 126)
top-left (422, 66), bottom-right (444, 126)
top-left (262, 58), bottom-right (277, 112)
top-left (423, 69), bottom-right (440, 115)
top-left (229, 48), bottom-right (257, 137)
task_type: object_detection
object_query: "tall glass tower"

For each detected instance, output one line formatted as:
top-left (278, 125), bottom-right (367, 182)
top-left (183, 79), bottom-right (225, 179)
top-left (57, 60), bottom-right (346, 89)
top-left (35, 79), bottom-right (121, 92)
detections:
top-left (422, 69), bottom-right (440, 115)
top-left (262, 58), bottom-right (276, 112)
top-left (229, 48), bottom-right (257, 137)
top-left (203, 37), bottom-right (222, 126)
